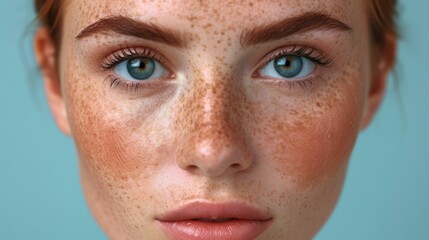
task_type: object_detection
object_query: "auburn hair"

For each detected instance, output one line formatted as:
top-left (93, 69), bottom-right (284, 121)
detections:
top-left (35, 0), bottom-right (398, 47)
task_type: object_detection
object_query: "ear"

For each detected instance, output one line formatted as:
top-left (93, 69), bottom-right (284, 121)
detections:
top-left (34, 28), bottom-right (71, 135)
top-left (360, 34), bottom-right (397, 130)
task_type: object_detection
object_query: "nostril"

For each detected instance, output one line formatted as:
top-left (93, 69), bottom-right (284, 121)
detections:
top-left (187, 165), bottom-right (199, 172)
top-left (231, 163), bottom-right (241, 169)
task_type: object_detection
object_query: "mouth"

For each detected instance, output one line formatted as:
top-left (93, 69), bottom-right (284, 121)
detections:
top-left (156, 201), bottom-right (272, 240)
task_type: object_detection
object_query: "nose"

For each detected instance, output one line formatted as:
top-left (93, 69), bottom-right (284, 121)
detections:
top-left (175, 78), bottom-right (252, 178)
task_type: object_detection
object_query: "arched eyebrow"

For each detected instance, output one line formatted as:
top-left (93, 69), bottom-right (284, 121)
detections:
top-left (75, 16), bottom-right (188, 48)
top-left (76, 12), bottom-right (351, 48)
top-left (240, 12), bottom-right (352, 47)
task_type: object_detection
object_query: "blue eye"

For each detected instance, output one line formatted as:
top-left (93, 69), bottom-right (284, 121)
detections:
top-left (260, 55), bottom-right (316, 79)
top-left (127, 57), bottom-right (155, 79)
top-left (114, 57), bottom-right (168, 81)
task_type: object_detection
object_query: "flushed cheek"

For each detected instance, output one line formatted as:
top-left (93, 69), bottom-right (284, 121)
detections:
top-left (278, 112), bottom-right (357, 188)
top-left (75, 113), bottom-right (173, 182)
top-left (64, 76), bottom-right (172, 183)
top-left (67, 96), bottom-right (175, 235)
top-left (256, 81), bottom-right (364, 189)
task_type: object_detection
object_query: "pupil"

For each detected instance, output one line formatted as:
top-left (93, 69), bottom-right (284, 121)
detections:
top-left (274, 55), bottom-right (303, 78)
top-left (127, 57), bottom-right (155, 80)
top-left (131, 59), bottom-right (146, 70)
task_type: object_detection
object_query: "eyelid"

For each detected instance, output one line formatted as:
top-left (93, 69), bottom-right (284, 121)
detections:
top-left (99, 46), bottom-right (176, 93)
top-left (252, 45), bottom-right (332, 78)
top-left (99, 46), bottom-right (176, 78)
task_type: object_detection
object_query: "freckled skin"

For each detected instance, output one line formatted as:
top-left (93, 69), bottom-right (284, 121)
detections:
top-left (52, 0), bottom-right (377, 239)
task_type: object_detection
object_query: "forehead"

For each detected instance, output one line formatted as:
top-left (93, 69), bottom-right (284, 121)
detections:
top-left (66, 0), bottom-right (364, 35)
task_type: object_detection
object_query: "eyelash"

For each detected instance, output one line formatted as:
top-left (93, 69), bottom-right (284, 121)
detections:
top-left (100, 45), bottom-right (331, 91)
top-left (100, 47), bottom-right (172, 90)
top-left (266, 45), bottom-right (332, 65)
top-left (254, 45), bottom-right (332, 89)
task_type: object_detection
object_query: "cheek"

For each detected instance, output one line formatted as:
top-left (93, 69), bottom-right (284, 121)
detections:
top-left (64, 70), bottom-right (172, 183)
top-left (254, 74), bottom-right (365, 189)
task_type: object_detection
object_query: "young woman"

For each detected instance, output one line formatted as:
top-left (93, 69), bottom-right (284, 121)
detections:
top-left (34, 0), bottom-right (398, 239)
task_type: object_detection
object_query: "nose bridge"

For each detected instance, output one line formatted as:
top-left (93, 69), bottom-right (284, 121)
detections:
top-left (191, 71), bottom-right (237, 160)
top-left (186, 66), bottom-right (238, 143)
top-left (175, 69), bottom-right (251, 177)
top-left (199, 76), bottom-right (232, 137)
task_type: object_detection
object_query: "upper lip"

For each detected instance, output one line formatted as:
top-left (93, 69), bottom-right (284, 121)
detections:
top-left (156, 201), bottom-right (272, 222)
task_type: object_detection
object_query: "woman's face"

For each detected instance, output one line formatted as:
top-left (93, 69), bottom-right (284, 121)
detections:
top-left (42, 0), bottom-right (388, 239)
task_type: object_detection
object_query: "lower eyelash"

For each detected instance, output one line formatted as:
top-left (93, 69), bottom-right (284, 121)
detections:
top-left (253, 46), bottom-right (331, 90)
top-left (104, 75), bottom-right (154, 91)
top-left (99, 47), bottom-right (173, 93)
top-left (259, 78), bottom-right (315, 90)
top-left (102, 46), bottom-right (327, 92)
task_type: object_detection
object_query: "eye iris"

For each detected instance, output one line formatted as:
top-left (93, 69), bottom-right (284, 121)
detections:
top-left (274, 55), bottom-right (303, 78)
top-left (127, 57), bottom-right (155, 80)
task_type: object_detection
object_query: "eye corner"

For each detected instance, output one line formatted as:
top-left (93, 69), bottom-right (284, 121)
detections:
top-left (251, 68), bottom-right (263, 78)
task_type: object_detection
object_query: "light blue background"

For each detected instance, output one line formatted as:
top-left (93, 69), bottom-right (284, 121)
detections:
top-left (1, 1), bottom-right (428, 239)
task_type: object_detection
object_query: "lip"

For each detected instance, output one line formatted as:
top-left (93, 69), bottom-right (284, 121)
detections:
top-left (156, 201), bottom-right (272, 240)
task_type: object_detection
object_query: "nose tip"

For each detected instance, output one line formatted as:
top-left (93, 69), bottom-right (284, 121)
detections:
top-left (177, 137), bottom-right (252, 177)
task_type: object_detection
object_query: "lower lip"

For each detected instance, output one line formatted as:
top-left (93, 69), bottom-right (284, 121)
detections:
top-left (157, 219), bottom-right (271, 240)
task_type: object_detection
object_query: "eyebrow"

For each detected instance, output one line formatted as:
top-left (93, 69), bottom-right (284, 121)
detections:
top-left (76, 12), bottom-right (351, 49)
top-left (75, 16), bottom-right (188, 48)
top-left (240, 12), bottom-right (352, 47)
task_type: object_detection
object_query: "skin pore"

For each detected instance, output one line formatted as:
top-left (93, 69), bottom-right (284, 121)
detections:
top-left (35, 0), bottom-right (396, 239)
